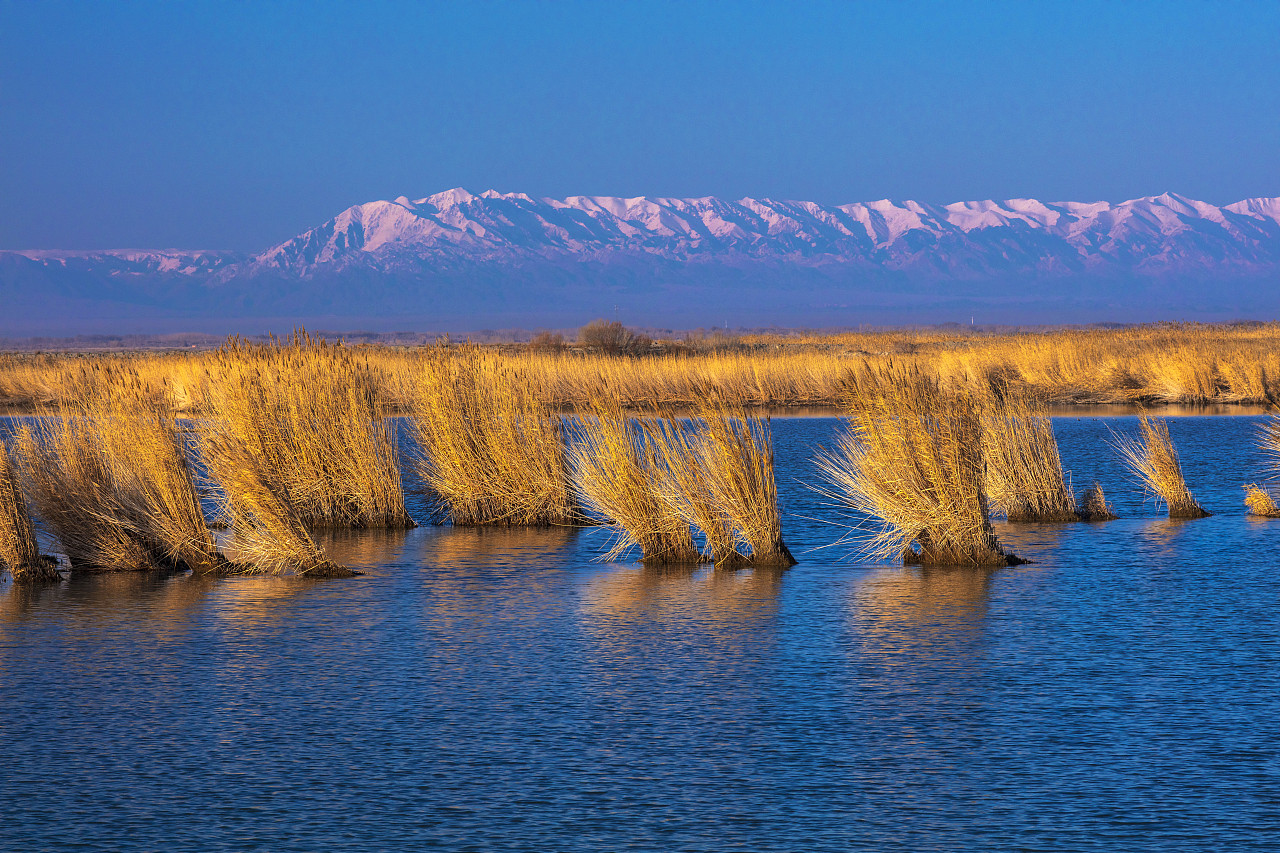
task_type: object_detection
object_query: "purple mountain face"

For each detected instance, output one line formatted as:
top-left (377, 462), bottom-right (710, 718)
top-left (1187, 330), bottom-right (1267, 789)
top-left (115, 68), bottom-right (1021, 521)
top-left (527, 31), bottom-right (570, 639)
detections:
top-left (4, 190), bottom-right (1280, 335)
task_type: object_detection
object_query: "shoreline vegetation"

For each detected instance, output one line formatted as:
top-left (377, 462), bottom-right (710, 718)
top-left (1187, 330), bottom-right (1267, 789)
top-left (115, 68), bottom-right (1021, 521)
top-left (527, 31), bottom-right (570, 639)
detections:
top-left (2, 321), bottom-right (1273, 582)
top-left (2, 322), bottom-right (1280, 414)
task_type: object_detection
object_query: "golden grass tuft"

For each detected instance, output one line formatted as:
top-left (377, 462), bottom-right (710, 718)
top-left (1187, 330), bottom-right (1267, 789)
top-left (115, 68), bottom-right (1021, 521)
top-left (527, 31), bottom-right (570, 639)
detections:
top-left (1244, 484), bottom-right (1280, 517)
top-left (1076, 482), bottom-right (1119, 521)
top-left (1112, 412), bottom-right (1210, 518)
top-left (407, 348), bottom-right (577, 526)
top-left (0, 440), bottom-right (60, 581)
top-left (13, 368), bottom-right (229, 573)
top-left (202, 332), bottom-right (412, 528)
top-left (980, 390), bottom-right (1079, 522)
top-left (1244, 415), bottom-right (1280, 518)
top-left (685, 403), bottom-right (795, 566)
top-left (637, 404), bottom-right (795, 567)
top-left (568, 403), bottom-right (702, 564)
top-left (197, 426), bottom-right (354, 576)
top-left (816, 365), bottom-right (1023, 566)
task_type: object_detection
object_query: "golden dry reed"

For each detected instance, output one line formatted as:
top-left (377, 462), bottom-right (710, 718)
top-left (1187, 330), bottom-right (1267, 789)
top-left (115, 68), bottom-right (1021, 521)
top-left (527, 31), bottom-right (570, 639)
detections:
top-left (569, 403), bottom-right (702, 565)
top-left (197, 425), bottom-right (353, 576)
top-left (0, 439), bottom-right (60, 581)
top-left (1112, 413), bottom-right (1210, 518)
top-left (13, 367), bottom-right (228, 573)
top-left (1077, 482), bottom-right (1119, 522)
top-left (8, 323), bottom-right (1280, 413)
top-left (1244, 414), bottom-right (1280, 517)
top-left (201, 332), bottom-right (412, 528)
top-left (979, 389), bottom-right (1079, 522)
top-left (1243, 485), bottom-right (1280, 517)
top-left (407, 348), bottom-right (577, 526)
top-left (636, 404), bottom-right (795, 567)
top-left (816, 364), bottom-right (1023, 566)
top-left (684, 403), bottom-right (795, 566)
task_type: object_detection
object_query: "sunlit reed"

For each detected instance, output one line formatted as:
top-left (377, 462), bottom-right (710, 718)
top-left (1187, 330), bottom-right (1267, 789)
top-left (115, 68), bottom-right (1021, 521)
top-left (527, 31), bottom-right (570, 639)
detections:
top-left (14, 368), bottom-right (228, 572)
top-left (816, 364), bottom-right (1023, 566)
top-left (980, 389), bottom-right (1079, 522)
top-left (202, 332), bottom-right (412, 528)
top-left (0, 440), bottom-right (60, 581)
top-left (406, 348), bottom-right (577, 526)
top-left (1112, 412), bottom-right (1210, 518)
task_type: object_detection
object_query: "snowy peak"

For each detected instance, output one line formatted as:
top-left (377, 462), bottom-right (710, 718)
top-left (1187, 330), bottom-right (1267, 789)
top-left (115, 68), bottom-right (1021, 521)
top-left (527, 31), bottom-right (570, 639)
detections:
top-left (235, 189), bottom-right (1280, 276)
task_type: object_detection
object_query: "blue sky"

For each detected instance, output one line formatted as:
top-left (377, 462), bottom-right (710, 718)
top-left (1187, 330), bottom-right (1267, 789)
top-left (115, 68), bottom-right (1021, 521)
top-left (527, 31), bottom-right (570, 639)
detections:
top-left (3, 0), bottom-right (1279, 250)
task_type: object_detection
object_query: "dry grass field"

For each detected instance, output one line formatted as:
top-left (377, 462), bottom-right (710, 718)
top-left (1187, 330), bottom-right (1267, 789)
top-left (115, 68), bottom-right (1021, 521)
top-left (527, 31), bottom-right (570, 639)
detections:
top-left (3, 323), bottom-right (1280, 412)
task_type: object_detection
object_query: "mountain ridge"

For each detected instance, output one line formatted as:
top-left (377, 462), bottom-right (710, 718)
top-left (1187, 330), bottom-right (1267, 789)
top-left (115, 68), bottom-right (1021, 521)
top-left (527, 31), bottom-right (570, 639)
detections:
top-left (4, 190), bottom-right (1280, 335)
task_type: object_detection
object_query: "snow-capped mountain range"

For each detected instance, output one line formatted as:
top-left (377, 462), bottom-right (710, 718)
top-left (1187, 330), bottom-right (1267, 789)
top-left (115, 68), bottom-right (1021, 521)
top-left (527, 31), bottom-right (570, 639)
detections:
top-left (4, 189), bottom-right (1280, 334)
top-left (252, 189), bottom-right (1280, 274)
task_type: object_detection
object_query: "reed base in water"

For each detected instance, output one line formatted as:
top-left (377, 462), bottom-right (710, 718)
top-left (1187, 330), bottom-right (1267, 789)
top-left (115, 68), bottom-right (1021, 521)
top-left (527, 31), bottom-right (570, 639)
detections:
top-left (1169, 502), bottom-right (1212, 519)
top-left (8, 554), bottom-right (62, 583)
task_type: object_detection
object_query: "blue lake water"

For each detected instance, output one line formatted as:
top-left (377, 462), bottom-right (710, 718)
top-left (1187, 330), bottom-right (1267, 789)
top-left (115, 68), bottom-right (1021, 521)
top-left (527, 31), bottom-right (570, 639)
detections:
top-left (2, 415), bottom-right (1279, 851)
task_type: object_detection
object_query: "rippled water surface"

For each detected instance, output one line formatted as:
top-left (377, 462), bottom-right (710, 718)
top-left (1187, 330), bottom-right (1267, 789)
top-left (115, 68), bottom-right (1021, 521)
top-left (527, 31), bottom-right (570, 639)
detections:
top-left (3, 416), bottom-right (1279, 851)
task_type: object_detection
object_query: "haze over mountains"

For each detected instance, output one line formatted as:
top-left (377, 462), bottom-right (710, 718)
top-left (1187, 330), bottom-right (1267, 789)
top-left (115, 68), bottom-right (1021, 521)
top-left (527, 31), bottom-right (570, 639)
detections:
top-left (4, 189), bottom-right (1280, 335)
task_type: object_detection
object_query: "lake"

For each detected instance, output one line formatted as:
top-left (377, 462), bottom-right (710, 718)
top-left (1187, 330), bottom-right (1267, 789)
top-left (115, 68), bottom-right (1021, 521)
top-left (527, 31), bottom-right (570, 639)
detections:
top-left (2, 415), bottom-right (1278, 851)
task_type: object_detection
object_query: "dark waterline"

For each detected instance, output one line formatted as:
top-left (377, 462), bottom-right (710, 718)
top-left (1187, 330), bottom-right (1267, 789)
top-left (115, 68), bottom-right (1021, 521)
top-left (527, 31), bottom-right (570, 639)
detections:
top-left (2, 416), bottom-right (1279, 851)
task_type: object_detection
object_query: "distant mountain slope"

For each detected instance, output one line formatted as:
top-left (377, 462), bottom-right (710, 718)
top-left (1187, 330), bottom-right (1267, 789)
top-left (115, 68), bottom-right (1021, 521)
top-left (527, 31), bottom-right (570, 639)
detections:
top-left (4, 190), bottom-right (1280, 334)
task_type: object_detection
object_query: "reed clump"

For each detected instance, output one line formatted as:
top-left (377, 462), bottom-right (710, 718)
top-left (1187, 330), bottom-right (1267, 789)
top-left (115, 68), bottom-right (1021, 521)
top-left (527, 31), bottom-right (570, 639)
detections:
top-left (980, 390), bottom-right (1079, 522)
top-left (0, 440), bottom-right (60, 581)
top-left (684, 403), bottom-right (795, 566)
top-left (202, 332), bottom-right (412, 529)
top-left (1243, 414), bottom-right (1280, 517)
top-left (1077, 482), bottom-right (1119, 521)
top-left (407, 348), bottom-right (577, 526)
top-left (1244, 485), bottom-right (1280, 517)
top-left (197, 427), bottom-right (354, 576)
top-left (13, 368), bottom-right (229, 573)
top-left (1112, 413), bottom-right (1210, 518)
top-left (817, 365), bottom-right (1024, 566)
top-left (640, 403), bottom-right (796, 566)
top-left (569, 403), bottom-right (702, 565)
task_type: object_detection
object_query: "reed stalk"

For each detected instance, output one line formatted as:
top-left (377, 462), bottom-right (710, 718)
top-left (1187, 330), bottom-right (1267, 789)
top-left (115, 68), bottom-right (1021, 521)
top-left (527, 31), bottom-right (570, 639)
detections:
top-left (817, 365), bottom-right (1023, 566)
top-left (1243, 414), bottom-right (1280, 517)
top-left (568, 404), bottom-right (701, 564)
top-left (1244, 485), bottom-right (1280, 517)
top-left (1112, 413), bottom-right (1210, 518)
top-left (0, 440), bottom-right (60, 581)
top-left (686, 402), bottom-right (795, 566)
top-left (197, 427), bottom-right (354, 576)
top-left (14, 369), bottom-right (229, 573)
top-left (407, 348), bottom-right (577, 526)
top-left (1076, 482), bottom-right (1119, 521)
top-left (980, 390), bottom-right (1079, 522)
top-left (202, 332), bottom-right (412, 529)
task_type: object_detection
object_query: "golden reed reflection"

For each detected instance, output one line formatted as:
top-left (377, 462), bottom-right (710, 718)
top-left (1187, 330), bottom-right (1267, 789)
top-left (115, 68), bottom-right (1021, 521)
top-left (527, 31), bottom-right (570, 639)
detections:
top-left (850, 565), bottom-right (998, 669)
top-left (0, 571), bottom-right (223, 683)
top-left (578, 564), bottom-right (785, 656)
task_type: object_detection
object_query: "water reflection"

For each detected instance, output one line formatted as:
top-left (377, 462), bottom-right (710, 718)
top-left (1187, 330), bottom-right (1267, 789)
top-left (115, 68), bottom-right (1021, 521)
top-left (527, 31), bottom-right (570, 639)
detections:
top-left (582, 564), bottom-right (783, 627)
top-left (850, 565), bottom-right (996, 672)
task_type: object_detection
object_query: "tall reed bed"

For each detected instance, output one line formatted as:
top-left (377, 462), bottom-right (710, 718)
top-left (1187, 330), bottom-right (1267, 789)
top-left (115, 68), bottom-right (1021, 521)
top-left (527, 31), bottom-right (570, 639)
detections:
top-left (12, 368), bottom-right (229, 573)
top-left (568, 403), bottom-right (795, 566)
top-left (406, 348), bottom-right (576, 526)
top-left (1112, 413), bottom-right (1210, 518)
top-left (817, 365), bottom-right (1023, 566)
top-left (979, 390), bottom-right (1079, 522)
top-left (7, 323), bottom-right (1280, 412)
top-left (200, 333), bottom-right (412, 528)
top-left (0, 440), bottom-right (60, 581)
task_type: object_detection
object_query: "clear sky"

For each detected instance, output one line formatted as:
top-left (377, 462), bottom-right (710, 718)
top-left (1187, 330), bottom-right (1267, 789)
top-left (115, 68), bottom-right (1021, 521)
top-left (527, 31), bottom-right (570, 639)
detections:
top-left (3, 0), bottom-right (1279, 251)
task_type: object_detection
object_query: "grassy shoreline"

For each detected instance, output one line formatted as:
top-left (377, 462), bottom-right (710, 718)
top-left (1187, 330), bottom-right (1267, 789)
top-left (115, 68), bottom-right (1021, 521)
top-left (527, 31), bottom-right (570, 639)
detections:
top-left (4, 323), bottom-right (1280, 413)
